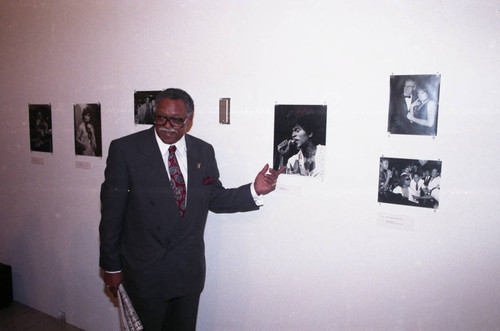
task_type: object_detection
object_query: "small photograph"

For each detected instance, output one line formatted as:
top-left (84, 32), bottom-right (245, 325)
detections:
top-left (29, 104), bottom-right (53, 153)
top-left (74, 103), bottom-right (102, 157)
top-left (273, 104), bottom-right (327, 179)
top-left (387, 74), bottom-right (441, 136)
top-left (134, 90), bottom-right (160, 124)
top-left (378, 156), bottom-right (442, 209)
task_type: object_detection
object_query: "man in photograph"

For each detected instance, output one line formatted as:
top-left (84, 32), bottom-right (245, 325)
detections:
top-left (423, 168), bottom-right (440, 206)
top-left (409, 172), bottom-right (424, 203)
top-left (135, 96), bottom-right (154, 124)
top-left (99, 88), bottom-right (285, 330)
top-left (378, 157), bottom-right (393, 202)
top-left (388, 78), bottom-right (416, 134)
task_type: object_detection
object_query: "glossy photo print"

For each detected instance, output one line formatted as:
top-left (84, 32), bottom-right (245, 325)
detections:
top-left (387, 74), bottom-right (441, 136)
top-left (29, 104), bottom-right (53, 153)
top-left (378, 156), bottom-right (442, 209)
top-left (74, 103), bottom-right (102, 157)
top-left (134, 90), bottom-right (160, 125)
top-left (273, 104), bottom-right (327, 179)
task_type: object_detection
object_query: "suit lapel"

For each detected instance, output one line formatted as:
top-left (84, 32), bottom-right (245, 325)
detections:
top-left (185, 134), bottom-right (203, 197)
top-left (140, 128), bottom-right (181, 217)
top-left (140, 127), bottom-right (170, 180)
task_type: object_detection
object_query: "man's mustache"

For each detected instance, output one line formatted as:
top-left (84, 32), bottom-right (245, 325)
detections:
top-left (158, 127), bottom-right (178, 134)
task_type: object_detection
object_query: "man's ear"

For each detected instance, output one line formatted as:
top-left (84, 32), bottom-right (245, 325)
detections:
top-left (186, 112), bottom-right (194, 132)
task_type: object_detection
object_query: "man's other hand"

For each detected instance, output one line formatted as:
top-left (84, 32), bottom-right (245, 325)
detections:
top-left (104, 271), bottom-right (123, 297)
top-left (254, 164), bottom-right (286, 195)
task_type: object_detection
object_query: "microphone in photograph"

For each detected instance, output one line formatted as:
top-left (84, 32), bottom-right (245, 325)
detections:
top-left (277, 139), bottom-right (295, 155)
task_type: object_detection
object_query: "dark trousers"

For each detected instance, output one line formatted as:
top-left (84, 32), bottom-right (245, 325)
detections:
top-left (129, 292), bottom-right (201, 331)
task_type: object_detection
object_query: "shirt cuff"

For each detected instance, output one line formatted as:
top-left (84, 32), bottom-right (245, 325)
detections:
top-left (251, 183), bottom-right (264, 207)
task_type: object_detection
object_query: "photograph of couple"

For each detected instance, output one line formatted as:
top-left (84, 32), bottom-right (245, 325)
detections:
top-left (387, 74), bottom-right (441, 136)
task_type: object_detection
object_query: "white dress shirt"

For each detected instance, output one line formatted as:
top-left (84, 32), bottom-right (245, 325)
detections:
top-left (155, 130), bottom-right (189, 194)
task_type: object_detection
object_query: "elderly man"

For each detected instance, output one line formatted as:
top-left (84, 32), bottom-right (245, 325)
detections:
top-left (100, 88), bottom-right (284, 330)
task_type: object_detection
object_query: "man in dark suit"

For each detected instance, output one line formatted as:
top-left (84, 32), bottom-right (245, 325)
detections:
top-left (99, 88), bottom-right (284, 330)
top-left (388, 78), bottom-right (416, 134)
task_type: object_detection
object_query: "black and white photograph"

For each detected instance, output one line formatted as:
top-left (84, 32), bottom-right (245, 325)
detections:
top-left (74, 103), bottom-right (102, 157)
top-left (378, 156), bottom-right (442, 209)
top-left (273, 104), bottom-right (327, 179)
top-left (134, 90), bottom-right (160, 124)
top-left (29, 104), bottom-right (53, 153)
top-left (387, 74), bottom-right (441, 136)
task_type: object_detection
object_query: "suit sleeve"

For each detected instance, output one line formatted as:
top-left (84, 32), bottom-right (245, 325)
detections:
top-left (99, 140), bottom-right (129, 271)
top-left (209, 182), bottom-right (260, 213)
top-left (203, 144), bottom-right (260, 214)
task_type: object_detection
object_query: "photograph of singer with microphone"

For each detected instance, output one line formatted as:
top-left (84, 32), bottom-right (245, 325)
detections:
top-left (273, 104), bottom-right (327, 179)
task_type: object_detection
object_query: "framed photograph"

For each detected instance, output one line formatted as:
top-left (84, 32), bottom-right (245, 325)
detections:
top-left (378, 156), bottom-right (442, 209)
top-left (273, 104), bottom-right (327, 179)
top-left (387, 74), bottom-right (441, 136)
top-left (134, 90), bottom-right (160, 124)
top-left (29, 104), bottom-right (53, 153)
top-left (74, 103), bottom-right (102, 157)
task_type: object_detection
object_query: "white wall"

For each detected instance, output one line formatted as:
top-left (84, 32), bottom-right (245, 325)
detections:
top-left (1, 0), bottom-right (499, 330)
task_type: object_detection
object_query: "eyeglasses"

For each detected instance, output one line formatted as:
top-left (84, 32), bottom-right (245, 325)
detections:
top-left (153, 114), bottom-right (189, 129)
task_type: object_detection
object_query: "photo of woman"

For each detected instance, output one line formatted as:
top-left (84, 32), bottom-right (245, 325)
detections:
top-left (274, 104), bottom-right (327, 179)
top-left (74, 103), bottom-right (102, 157)
top-left (407, 86), bottom-right (438, 136)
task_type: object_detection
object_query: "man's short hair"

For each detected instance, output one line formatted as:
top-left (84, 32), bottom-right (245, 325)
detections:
top-left (155, 88), bottom-right (195, 116)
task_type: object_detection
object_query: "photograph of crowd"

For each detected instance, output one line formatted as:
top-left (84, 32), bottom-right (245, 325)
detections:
top-left (134, 90), bottom-right (160, 125)
top-left (378, 156), bottom-right (442, 209)
top-left (273, 104), bottom-right (327, 179)
top-left (74, 103), bottom-right (102, 157)
top-left (387, 74), bottom-right (441, 136)
top-left (29, 104), bottom-right (52, 153)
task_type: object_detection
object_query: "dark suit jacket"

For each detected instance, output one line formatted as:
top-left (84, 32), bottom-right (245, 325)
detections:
top-left (99, 128), bottom-right (259, 300)
top-left (388, 95), bottom-right (413, 134)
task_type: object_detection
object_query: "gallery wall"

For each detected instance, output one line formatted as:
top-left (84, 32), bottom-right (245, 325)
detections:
top-left (1, 0), bottom-right (499, 330)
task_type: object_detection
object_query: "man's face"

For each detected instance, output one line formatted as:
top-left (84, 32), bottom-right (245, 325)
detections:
top-left (403, 80), bottom-right (416, 97)
top-left (431, 169), bottom-right (438, 178)
top-left (413, 174), bottom-right (420, 182)
top-left (381, 160), bottom-right (389, 170)
top-left (154, 98), bottom-right (192, 144)
top-left (291, 125), bottom-right (311, 148)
